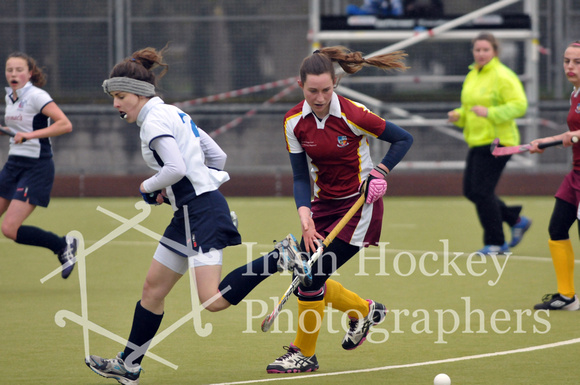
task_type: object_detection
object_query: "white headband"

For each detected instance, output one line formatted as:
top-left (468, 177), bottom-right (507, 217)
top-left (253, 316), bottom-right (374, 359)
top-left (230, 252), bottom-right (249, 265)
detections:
top-left (102, 77), bottom-right (156, 97)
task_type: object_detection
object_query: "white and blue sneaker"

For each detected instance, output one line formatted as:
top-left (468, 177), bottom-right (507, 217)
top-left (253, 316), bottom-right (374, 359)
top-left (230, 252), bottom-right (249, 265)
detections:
top-left (509, 216), bottom-right (531, 247)
top-left (477, 243), bottom-right (509, 255)
top-left (230, 211), bottom-right (238, 229)
top-left (342, 300), bottom-right (387, 350)
top-left (266, 344), bottom-right (319, 373)
top-left (86, 352), bottom-right (141, 385)
top-left (275, 234), bottom-right (312, 287)
top-left (534, 293), bottom-right (580, 311)
top-left (58, 236), bottom-right (77, 279)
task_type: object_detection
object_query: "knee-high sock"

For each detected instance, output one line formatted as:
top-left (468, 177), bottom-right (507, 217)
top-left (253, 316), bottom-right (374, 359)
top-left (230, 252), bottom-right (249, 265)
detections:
top-left (324, 279), bottom-right (369, 319)
top-left (16, 225), bottom-right (66, 254)
top-left (123, 301), bottom-right (164, 369)
top-left (549, 239), bottom-right (575, 298)
top-left (293, 299), bottom-right (325, 357)
top-left (218, 250), bottom-right (278, 305)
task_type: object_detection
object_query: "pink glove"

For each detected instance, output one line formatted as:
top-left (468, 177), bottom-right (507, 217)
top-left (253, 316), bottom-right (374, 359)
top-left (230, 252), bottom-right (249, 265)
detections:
top-left (361, 166), bottom-right (388, 204)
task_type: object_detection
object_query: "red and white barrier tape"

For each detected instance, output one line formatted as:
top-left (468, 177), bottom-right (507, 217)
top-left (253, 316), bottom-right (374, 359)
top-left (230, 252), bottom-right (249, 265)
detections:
top-left (209, 83), bottom-right (299, 138)
top-left (173, 76), bottom-right (298, 108)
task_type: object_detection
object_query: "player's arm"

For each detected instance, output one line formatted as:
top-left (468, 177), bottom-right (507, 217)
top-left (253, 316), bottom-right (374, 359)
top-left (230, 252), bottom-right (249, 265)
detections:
top-left (377, 121), bottom-right (413, 172)
top-left (486, 74), bottom-right (528, 124)
top-left (360, 121), bottom-right (413, 203)
top-left (530, 131), bottom-right (578, 153)
top-left (16, 101), bottom-right (72, 143)
top-left (562, 131), bottom-right (578, 146)
top-left (141, 136), bottom-right (186, 195)
top-left (199, 128), bottom-right (227, 170)
top-left (289, 151), bottom-right (322, 252)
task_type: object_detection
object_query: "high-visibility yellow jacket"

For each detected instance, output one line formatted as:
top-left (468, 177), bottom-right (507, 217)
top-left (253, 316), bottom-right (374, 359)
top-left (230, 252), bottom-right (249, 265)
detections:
top-left (451, 56), bottom-right (528, 148)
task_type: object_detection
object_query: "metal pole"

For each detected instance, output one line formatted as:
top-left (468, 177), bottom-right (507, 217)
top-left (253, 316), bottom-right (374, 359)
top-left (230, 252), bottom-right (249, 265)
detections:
top-left (554, 0), bottom-right (564, 99)
top-left (18, 0), bottom-right (26, 51)
top-left (114, 0), bottom-right (126, 62)
top-left (523, 0), bottom-right (539, 162)
top-left (362, 0), bottom-right (522, 57)
top-left (309, 0), bottom-right (321, 51)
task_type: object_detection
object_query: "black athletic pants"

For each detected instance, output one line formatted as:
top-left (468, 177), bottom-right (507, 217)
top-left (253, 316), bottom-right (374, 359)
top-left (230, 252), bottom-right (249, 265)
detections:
top-left (463, 145), bottom-right (521, 246)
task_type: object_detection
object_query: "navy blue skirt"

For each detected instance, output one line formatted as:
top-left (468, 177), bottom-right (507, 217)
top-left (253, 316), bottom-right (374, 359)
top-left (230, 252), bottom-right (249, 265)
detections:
top-left (0, 155), bottom-right (55, 207)
top-left (161, 190), bottom-right (241, 257)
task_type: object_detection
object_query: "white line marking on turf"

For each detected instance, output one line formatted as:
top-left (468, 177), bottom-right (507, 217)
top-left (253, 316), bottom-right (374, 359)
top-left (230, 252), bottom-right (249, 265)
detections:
top-left (384, 248), bottom-right (580, 264)
top-left (207, 337), bottom-right (580, 385)
top-left (4, 235), bottom-right (575, 264)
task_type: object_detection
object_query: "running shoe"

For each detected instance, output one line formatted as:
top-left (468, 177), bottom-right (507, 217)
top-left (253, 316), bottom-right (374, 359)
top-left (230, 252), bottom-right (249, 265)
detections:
top-left (534, 293), bottom-right (580, 311)
top-left (275, 234), bottom-right (312, 287)
top-left (477, 243), bottom-right (509, 256)
top-left (342, 300), bottom-right (387, 350)
top-left (230, 211), bottom-right (238, 229)
top-left (58, 236), bottom-right (77, 279)
top-left (86, 352), bottom-right (141, 385)
top-left (266, 344), bottom-right (319, 373)
top-left (509, 216), bottom-right (531, 247)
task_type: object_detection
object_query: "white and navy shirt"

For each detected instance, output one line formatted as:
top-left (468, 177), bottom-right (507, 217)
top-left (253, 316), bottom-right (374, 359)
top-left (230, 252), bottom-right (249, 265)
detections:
top-left (4, 82), bottom-right (54, 158)
top-left (137, 97), bottom-right (230, 209)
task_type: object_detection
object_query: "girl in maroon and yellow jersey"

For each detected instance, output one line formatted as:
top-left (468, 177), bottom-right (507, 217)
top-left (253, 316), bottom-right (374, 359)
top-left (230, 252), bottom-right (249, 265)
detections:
top-left (267, 46), bottom-right (413, 373)
top-left (529, 40), bottom-right (580, 311)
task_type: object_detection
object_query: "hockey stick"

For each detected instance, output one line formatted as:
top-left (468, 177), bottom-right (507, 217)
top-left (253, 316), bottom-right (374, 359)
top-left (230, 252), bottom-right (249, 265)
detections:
top-left (491, 136), bottom-right (578, 157)
top-left (261, 194), bottom-right (366, 332)
top-left (0, 127), bottom-right (15, 137)
top-left (0, 126), bottom-right (26, 142)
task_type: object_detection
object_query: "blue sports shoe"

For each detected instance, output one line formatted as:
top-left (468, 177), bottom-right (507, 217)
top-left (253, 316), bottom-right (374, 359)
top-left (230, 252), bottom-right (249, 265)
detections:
top-left (275, 234), bottom-right (312, 287)
top-left (86, 352), bottom-right (141, 384)
top-left (477, 243), bottom-right (509, 255)
top-left (509, 216), bottom-right (531, 247)
top-left (58, 236), bottom-right (77, 279)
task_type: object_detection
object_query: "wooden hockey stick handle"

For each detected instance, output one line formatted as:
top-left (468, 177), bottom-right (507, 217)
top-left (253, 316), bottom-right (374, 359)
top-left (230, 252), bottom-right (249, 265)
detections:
top-left (260, 194), bottom-right (366, 332)
top-left (323, 194), bottom-right (366, 247)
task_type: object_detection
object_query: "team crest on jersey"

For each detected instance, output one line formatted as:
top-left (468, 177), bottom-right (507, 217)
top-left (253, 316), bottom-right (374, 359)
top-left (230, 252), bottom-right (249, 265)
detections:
top-left (337, 135), bottom-right (349, 148)
top-left (576, 103), bottom-right (580, 113)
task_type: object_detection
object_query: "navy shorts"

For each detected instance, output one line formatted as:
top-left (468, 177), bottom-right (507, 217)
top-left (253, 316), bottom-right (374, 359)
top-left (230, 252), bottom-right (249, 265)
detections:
top-left (0, 155), bottom-right (55, 207)
top-left (161, 190), bottom-right (241, 257)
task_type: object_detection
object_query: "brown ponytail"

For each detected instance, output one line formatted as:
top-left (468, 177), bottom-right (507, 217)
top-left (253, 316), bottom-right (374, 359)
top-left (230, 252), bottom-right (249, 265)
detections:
top-left (300, 46), bottom-right (408, 85)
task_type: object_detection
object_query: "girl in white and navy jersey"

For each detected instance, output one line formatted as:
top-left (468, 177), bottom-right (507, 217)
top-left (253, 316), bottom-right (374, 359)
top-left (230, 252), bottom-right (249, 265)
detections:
top-left (87, 46), bottom-right (298, 384)
top-left (0, 52), bottom-right (76, 279)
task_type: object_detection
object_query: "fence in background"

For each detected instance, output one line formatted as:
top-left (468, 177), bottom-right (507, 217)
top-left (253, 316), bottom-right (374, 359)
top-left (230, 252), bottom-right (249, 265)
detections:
top-left (0, 0), bottom-right (579, 189)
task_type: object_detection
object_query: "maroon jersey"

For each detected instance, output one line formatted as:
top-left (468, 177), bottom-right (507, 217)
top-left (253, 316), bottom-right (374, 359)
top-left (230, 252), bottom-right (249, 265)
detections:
top-left (568, 89), bottom-right (580, 171)
top-left (284, 93), bottom-right (386, 200)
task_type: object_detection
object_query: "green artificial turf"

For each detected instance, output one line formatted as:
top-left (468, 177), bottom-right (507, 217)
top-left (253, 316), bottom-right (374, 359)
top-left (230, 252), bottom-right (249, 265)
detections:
top-left (1, 196), bottom-right (579, 384)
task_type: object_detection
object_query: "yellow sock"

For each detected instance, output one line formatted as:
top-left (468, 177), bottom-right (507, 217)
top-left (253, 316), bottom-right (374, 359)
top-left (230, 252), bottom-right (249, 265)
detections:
top-left (324, 279), bottom-right (369, 319)
top-left (549, 239), bottom-right (575, 298)
top-left (293, 299), bottom-right (324, 357)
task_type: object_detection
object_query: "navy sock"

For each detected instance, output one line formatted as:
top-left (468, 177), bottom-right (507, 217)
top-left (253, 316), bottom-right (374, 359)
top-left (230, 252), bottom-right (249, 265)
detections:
top-left (15, 225), bottom-right (66, 254)
top-left (218, 249), bottom-right (279, 305)
top-left (123, 301), bottom-right (164, 368)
